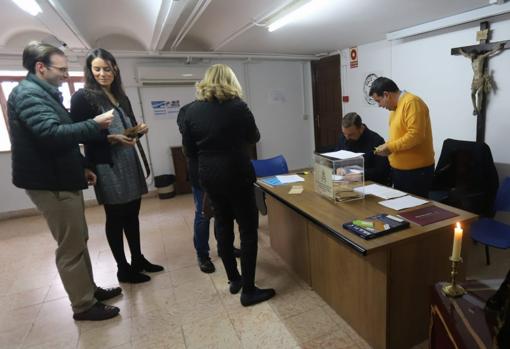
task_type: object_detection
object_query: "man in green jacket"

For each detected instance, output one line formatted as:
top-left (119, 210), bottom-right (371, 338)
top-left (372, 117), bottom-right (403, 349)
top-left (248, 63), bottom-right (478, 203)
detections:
top-left (8, 42), bottom-right (119, 321)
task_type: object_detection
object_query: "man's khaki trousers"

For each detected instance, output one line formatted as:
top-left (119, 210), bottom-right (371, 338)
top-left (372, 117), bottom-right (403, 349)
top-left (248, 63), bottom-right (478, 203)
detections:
top-left (26, 190), bottom-right (96, 313)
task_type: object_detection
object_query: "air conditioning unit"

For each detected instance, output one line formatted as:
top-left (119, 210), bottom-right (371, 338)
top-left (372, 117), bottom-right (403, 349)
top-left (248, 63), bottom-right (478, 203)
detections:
top-left (137, 65), bottom-right (207, 85)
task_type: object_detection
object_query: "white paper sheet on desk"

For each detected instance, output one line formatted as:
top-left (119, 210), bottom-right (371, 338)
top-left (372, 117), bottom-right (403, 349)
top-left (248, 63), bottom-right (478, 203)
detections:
top-left (320, 150), bottom-right (364, 159)
top-left (355, 184), bottom-right (407, 199)
top-left (378, 195), bottom-right (429, 210)
top-left (275, 174), bottom-right (305, 184)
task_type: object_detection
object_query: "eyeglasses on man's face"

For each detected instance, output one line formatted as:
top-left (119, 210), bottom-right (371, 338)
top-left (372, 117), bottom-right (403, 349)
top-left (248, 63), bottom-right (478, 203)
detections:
top-left (46, 64), bottom-right (69, 74)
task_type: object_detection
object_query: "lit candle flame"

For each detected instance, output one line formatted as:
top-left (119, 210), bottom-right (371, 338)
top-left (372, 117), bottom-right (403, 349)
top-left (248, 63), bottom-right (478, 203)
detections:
top-left (456, 222), bottom-right (461, 229)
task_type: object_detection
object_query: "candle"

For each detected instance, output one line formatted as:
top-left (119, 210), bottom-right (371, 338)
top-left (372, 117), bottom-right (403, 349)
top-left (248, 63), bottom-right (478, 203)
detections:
top-left (451, 222), bottom-right (463, 261)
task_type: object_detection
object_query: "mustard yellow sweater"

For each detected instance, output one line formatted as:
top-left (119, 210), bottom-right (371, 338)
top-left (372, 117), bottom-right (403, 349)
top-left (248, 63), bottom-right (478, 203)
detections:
top-left (386, 92), bottom-right (434, 170)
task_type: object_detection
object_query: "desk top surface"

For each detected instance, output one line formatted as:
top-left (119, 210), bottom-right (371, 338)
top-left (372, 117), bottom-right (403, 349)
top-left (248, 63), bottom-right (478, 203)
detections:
top-left (258, 173), bottom-right (478, 255)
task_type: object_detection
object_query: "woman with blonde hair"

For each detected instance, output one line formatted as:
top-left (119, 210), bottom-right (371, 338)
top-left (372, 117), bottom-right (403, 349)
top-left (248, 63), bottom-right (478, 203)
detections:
top-left (178, 64), bottom-right (275, 306)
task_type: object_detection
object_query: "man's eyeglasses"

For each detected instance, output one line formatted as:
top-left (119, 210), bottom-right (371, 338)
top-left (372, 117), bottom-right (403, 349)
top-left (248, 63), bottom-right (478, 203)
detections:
top-left (46, 65), bottom-right (69, 74)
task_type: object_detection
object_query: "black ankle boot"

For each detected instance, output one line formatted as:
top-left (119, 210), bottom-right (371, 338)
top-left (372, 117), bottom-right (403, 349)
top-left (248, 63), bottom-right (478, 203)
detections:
top-left (117, 266), bottom-right (151, 284)
top-left (229, 278), bottom-right (242, 294)
top-left (240, 287), bottom-right (275, 306)
top-left (132, 255), bottom-right (164, 273)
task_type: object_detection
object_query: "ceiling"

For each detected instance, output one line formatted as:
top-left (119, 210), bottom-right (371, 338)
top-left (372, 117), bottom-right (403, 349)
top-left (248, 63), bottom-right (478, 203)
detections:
top-left (0, 0), bottom-right (495, 58)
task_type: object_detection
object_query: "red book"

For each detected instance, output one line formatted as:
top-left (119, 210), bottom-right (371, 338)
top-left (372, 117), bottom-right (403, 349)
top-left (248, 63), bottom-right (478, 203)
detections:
top-left (399, 205), bottom-right (458, 226)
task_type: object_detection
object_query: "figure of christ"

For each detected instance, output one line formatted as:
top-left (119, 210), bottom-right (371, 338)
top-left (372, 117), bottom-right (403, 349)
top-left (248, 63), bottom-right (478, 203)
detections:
top-left (459, 43), bottom-right (504, 116)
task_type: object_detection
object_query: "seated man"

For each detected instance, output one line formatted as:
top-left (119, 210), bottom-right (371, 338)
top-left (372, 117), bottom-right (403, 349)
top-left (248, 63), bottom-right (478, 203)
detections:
top-left (337, 112), bottom-right (390, 185)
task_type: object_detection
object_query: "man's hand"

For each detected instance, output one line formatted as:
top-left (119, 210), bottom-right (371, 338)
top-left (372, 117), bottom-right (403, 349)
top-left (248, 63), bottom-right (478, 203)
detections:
top-left (374, 143), bottom-right (391, 157)
top-left (107, 134), bottom-right (137, 146)
top-left (93, 109), bottom-right (114, 129)
top-left (84, 169), bottom-right (97, 186)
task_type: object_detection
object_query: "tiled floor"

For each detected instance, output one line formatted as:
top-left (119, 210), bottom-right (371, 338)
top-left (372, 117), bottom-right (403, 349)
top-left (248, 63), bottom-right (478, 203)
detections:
top-left (0, 194), bottom-right (507, 349)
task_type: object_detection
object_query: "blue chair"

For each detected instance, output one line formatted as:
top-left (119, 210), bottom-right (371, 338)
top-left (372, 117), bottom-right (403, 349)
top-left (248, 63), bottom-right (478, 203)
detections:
top-left (251, 155), bottom-right (289, 215)
top-left (251, 155), bottom-right (289, 178)
top-left (470, 177), bottom-right (510, 265)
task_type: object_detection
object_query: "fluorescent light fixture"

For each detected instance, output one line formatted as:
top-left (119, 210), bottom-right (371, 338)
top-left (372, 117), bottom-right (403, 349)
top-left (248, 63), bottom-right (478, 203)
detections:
top-left (12, 0), bottom-right (42, 16)
top-left (386, 1), bottom-right (510, 40)
top-left (268, 0), bottom-right (328, 32)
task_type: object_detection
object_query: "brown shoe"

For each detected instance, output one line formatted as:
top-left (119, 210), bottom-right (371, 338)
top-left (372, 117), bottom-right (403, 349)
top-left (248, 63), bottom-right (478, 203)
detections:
top-left (73, 302), bottom-right (120, 321)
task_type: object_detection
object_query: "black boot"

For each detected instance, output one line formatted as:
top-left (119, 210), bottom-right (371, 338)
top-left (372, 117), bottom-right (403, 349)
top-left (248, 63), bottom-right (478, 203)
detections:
top-left (240, 287), bottom-right (275, 306)
top-left (117, 266), bottom-right (151, 284)
top-left (131, 255), bottom-right (164, 273)
top-left (198, 256), bottom-right (215, 274)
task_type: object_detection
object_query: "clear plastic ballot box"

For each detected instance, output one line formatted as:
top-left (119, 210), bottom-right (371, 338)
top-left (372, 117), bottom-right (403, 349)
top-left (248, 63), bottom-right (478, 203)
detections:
top-left (313, 153), bottom-right (365, 203)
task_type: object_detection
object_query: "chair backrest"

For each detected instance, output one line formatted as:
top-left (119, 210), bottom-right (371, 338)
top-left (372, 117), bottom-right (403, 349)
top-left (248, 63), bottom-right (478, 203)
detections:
top-left (251, 155), bottom-right (289, 177)
top-left (432, 138), bottom-right (499, 216)
top-left (495, 177), bottom-right (510, 212)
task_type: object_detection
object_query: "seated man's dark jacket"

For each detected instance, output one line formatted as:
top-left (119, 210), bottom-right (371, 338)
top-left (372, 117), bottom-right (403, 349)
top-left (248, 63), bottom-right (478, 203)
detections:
top-left (8, 73), bottom-right (105, 191)
top-left (336, 124), bottom-right (390, 184)
top-left (177, 98), bottom-right (260, 191)
top-left (70, 88), bottom-right (142, 166)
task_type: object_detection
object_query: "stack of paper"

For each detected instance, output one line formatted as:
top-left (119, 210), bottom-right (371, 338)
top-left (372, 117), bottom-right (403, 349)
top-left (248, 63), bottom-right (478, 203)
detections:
top-left (259, 175), bottom-right (304, 187)
top-left (378, 195), bottom-right (429, 210)
top-left (275, 175), bottom-right (305, 184)
top-left (320, 150), bottom-right (364, 160)
top-left (354, 184), bottom-right (407, 199)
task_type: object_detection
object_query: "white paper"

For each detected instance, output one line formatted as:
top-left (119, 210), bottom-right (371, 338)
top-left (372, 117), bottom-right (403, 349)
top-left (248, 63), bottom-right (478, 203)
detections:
top-left (355, 184), bottom-right (407, 199)
top-left (321, 150), bottom-right (364, 160)
top-left (275, 174), bottom-right (305, 184)
top-left (332, 175), bottom-right (344, 181)
top-left (378, 195), bottom-right (429, 210)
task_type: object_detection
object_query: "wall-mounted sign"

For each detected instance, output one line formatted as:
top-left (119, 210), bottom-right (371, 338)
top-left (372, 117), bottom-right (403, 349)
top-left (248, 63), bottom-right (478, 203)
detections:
top-left (350, 47), bottom-right (358, 69)
top-left (151, 99), bottom-right (180, 117)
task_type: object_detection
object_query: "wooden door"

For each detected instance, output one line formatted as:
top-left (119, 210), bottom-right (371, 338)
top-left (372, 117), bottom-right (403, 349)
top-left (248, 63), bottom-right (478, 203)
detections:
top-left (311, 54), bottom-right (342, 152)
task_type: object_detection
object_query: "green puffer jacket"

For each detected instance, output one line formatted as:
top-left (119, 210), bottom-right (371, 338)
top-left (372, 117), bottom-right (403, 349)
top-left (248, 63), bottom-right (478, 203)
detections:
top-left (8, 73), bottom-right (105, 191)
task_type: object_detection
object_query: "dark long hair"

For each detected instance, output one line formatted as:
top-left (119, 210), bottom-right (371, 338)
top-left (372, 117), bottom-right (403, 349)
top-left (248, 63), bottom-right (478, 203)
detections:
top-left (84, 48), bottom-right (126, 101)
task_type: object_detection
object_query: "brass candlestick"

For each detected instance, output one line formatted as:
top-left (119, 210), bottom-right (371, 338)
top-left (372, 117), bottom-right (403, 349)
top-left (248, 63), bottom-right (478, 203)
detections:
top-left (442, 257), bottom-right (467, 297)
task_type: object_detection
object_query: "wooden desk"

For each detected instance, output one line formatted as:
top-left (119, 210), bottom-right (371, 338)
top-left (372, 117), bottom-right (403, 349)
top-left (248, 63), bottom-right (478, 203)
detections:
top-left (259, 175), bottom-right (477, 349)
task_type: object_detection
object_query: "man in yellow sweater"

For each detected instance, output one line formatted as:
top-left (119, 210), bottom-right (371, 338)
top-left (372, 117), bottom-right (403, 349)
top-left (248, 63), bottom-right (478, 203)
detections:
top-left (370, 77), bottom-right (434, 198)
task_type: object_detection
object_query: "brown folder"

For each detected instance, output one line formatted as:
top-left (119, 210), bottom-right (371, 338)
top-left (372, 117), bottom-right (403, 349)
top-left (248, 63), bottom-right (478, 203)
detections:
top-left (399, 205), bottom-right (458, 226)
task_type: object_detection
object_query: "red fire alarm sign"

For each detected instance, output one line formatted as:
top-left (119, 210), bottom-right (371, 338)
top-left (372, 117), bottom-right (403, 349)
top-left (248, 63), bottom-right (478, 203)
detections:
top-left (350, 47), bottom-right (358, 69)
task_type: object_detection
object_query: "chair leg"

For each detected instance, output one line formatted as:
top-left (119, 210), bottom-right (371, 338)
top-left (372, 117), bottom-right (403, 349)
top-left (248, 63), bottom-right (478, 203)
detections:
top-left (485, 245), bottom-right (491, 265)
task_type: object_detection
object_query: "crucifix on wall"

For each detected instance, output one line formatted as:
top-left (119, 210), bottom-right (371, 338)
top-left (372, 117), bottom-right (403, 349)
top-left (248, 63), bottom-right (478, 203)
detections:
top-left (451, 21), bottom-right (509, 142)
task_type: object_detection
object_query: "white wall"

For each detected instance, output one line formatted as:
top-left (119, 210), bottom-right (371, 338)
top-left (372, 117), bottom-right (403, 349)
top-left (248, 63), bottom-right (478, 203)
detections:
top-left (0, 56), bottom-right (315, 214)
top-left (341, 13), bottom-right (510, 181)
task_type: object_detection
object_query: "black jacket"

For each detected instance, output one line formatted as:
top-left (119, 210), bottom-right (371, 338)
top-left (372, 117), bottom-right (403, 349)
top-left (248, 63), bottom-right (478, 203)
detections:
top-left (70, 88), bottom-right (141, 165)
top-left (336, 124), bottom-right (390, 184)
top-left (8, 74), bottom-right (104, 191)
top-left (177, 98), bottom-right (260, 191)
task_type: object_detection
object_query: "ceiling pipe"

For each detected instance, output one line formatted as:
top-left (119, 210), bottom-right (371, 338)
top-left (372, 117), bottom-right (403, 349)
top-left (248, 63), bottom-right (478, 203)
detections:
top-left (0, 48), bottom-right (318, 61)
top-left (150, 0), bottom-right (174, 52)
top-left (212, 0), bottom-right (305, 51)
top-left (42, 0), bottom-right (91, 48)
top-left (387, 1), bottom-right (510, 40)
top-left (170, 0), bottom-right (211, 50)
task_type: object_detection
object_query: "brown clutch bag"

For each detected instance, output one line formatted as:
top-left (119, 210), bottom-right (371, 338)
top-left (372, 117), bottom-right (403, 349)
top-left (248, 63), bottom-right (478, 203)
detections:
top-left (123, 124), bottom-right (144, 138)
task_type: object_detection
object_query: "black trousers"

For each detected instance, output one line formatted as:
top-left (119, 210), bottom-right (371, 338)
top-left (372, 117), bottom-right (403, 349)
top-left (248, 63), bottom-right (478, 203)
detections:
top-left (392, 165), bottom-right (434, 198)
top-left (103, 198), bottom-right (143, 269)
top-left (207, 184), bottom-right (258, 292)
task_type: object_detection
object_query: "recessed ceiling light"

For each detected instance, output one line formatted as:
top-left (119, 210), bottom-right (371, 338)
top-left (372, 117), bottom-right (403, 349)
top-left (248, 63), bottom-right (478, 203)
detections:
top-left (268, 0), bottom-right (328, 32)
top-left (12, 0), bottom-right (42, 16)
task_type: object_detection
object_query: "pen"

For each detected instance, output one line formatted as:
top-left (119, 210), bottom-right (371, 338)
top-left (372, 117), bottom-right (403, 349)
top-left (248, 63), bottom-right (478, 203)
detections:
top-left (296, 171), bottom-right (309, 175)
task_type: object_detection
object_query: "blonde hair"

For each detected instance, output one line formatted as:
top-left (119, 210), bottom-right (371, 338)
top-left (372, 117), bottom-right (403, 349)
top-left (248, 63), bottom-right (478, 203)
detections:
top-left (196, 64), bottom-right (243, 102)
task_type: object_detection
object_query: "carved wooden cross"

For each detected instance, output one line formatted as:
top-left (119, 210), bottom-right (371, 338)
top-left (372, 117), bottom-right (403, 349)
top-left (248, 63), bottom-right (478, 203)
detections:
top-left (451, 21), bottom-right (509, 142)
